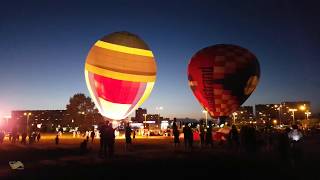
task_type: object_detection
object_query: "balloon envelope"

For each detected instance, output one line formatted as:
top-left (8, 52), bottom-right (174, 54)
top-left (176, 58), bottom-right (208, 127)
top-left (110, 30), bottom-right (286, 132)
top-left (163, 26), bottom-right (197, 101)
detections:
top-left (188, 44), bottom-right (260, 118)
top-left (85, 32), bottom-right (157, 120)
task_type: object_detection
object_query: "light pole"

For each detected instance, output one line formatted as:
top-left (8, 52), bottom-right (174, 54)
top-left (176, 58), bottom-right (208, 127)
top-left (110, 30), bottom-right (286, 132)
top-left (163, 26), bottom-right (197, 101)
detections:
top-left (143, 113), bottom-right (147, 134)
top-left (4, 115), bottom-right (11, 130)
top-left (232, 112), bottom-right (237, 125)
top-left (289, 109), bottom-right (297, 125)
top-left (305, 111), bottom-right (311, 121)
top-left (143, 114), bottom-right (147, 128)
top-left (24, 112), bottom-right (32, 134)
top-left (274, 105), bottom-right (281, 124)
top-left (156, 106), bottom-right (163, 123)
top-left (202, 110), bottom-right (208, 126)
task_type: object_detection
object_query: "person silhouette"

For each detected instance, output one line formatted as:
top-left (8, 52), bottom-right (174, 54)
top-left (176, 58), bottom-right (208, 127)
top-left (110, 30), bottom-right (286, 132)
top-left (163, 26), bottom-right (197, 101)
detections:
top-left (105, 122), bottom-right (115, 157)
top-left (125, 123), bottom-right (132, 151)
top-left (229, 125), bottom-right (239, 151)
top-left (172, 120), bottom-right (180, 147)
top-left (183, 123), bottom-right (189, 149)
top-left (0, 131), bottom-right (4, 144)
top-left (55, 135), bottom-right (59, 145)
top-left (98, 122), bottom-right (107, 157)
top-left (90, 131), bottom-right (95, 143)
top-left (288, 124), bottom-right (303, 167)
top-left (205, 121), bottom-right (213, 147)
top-left (199, 120), bottom-right (205, 148)
top-left (80, 139), bottom-right (88, 154)
top-left (278, 127), bottom-right (290, 161)
top-left (187, 123), bottom-right (194, 149)
top-left (133, 130), bottom-right (136, 139)
top-left (37, 132), bottom-right (41, 142)
top-left (21, 132), bottom-right (27, 144)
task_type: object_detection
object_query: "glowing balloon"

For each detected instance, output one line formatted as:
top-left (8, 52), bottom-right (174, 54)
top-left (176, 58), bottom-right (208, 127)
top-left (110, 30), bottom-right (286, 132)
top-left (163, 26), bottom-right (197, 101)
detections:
top-left (85, 32), bottom-right (157, 120)
top-left (188, 44), bottom-right (260, 119)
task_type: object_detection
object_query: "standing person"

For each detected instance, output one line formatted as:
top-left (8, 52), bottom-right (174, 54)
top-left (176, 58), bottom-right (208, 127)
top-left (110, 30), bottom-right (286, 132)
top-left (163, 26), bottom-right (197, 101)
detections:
top-left (183, 123), bottom-right (189, 150)
top-left (80, 140), bottom-right (88, 154)
top-left (205, 121), bottom-right (213, 147)
top-left (90, 131), bottom-right (95, 143)
top-left (9, 133), bottom-right (12, 143)
top-left (12, 128), bottom-right (17, 144)
top-left (16, 133), bottom-right (20, 143)
top-left (133, 130), bottom-right (136, 139)
top-left (21, 132), bottom-right (27, 144)
top-left (288, 125), bottom-right (303, 167)
top-left (98, 122), bottom-right (107, 157)
top-left (29, 132), bottom-right (34, 144)
top-left (172, 120), bottom-right (180, 147)
top-left (278, 127), bottom-right (291, 161)
top-left (125, 123), bottom-right (132, 151)
top-left (37, 132), bottom-right (41, 142)
top-left (32, 132), bottom-right (37, 143)
top-left (55, 134), bottom-right (59, 145)
top-left (0, 131), bottom-right (4, 144)
top-left (229, 125), bottom-right (240, 151)
top-left (187, 123), bottom-right (194, 149)
top-left (246, 125), bottom-right (257, 153)
top-left (199, 120), bottom-right (205, 148)
top-left (105, 122), bottom-right (115, 157)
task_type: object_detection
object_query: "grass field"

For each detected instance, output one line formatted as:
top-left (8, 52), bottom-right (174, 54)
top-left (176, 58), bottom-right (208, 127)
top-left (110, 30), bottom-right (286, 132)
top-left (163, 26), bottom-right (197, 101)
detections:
top-left (1, 133), bottom-right (320, 179)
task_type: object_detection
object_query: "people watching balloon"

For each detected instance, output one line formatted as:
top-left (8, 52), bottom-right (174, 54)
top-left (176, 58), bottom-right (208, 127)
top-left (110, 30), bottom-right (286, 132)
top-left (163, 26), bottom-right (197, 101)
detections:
top-left (205, 121), bottom-right (213, 148)
top-left (172, 119), bottom-right (180, 147)
top-left (125, 123), bottom-right (132, 151)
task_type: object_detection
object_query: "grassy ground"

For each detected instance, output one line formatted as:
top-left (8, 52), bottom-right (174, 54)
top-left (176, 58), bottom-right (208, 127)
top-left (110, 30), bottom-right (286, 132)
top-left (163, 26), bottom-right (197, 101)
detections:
top-left (1, 134), bottom-right (320, 179)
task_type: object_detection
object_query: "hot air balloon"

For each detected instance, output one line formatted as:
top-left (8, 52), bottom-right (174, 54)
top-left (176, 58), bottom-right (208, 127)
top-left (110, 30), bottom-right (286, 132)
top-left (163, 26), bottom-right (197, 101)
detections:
top-left (188, 44), bottom-right (260, 123)
top-left (84, 31), bottom-right (157, 120)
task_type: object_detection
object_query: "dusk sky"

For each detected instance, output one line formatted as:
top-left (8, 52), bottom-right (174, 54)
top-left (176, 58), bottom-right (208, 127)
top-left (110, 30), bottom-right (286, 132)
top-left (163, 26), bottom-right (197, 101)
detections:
top-left (0, 0), bottom-right (319, 119)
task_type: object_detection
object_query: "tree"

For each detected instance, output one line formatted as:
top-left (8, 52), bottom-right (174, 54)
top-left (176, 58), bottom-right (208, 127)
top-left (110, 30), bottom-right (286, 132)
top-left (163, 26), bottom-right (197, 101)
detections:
top-left (64, 93), bottom-right (104, 132)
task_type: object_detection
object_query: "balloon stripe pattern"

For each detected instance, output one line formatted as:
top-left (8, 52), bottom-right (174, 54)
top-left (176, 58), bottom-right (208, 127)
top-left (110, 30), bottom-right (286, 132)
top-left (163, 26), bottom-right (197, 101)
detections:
top-left (188, 44), bottom-right (260, 118)
top-left (85, 32), bottom-right (157, 120)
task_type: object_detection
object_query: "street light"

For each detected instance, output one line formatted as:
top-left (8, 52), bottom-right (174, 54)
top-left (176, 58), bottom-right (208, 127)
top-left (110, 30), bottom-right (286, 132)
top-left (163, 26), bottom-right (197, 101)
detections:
top-left (156, 106), bottom-right (163, 121)
top-left (305, 111), bottom-right (311, 121)
top-left (156, 106), bottom-right (163, 111)
top-left (299, 104), bottom-right (306, 111)
top-left (273, 119), bottom-right (277, 125)
top-left (143, 113), bottom-right (148, 136)
top-left (202, 110), bottom-right (208, 126)
top-left (78, 111), bottom-right (90, 130)
top-left (4, 115), bottom-right (11, 129)
top-left (274, 105), bottom-right (281, 125)
top-left (143, 113), bottom-right (147, 128)
top-left (289, 109), bottom-right (297, 124)
top-left (24, 112), bottom-right (32, 134)
top-left (232, 112), bottom-right (237, 125)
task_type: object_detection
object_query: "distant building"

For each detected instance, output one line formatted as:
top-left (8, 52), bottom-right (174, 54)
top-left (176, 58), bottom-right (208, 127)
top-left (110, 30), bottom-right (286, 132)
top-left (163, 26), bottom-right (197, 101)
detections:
top-left (10, 110), bottom-right (66, 132)
top-left (233, 106), bottom-right (254, 122)
top-left (135, 108), bottom-right (147, 123)
top-left (255, 104), bottom-right (280, 123)
top-left (146, 114), bottom-right (160, 123)
top-left (280, 101), bottom-right (311, 124)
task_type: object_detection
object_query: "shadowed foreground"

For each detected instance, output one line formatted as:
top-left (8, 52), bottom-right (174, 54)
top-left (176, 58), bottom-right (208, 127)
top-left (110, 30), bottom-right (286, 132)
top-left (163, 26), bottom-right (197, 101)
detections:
top-left (1, 135), bottom-right (320, 179)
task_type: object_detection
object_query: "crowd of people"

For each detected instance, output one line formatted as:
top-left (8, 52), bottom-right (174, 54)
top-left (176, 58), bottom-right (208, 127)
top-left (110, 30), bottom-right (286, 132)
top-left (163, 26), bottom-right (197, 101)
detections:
top-left (172, 120), bottom-right (305, 166)
top-left (98, 121), bottom-right (115, 158)
top-left (172, 120), bottom-right (215, 150)
top-left (0, 120), bottom-right (307, 166)
top-left (0, 128), bottom-right (42, 145)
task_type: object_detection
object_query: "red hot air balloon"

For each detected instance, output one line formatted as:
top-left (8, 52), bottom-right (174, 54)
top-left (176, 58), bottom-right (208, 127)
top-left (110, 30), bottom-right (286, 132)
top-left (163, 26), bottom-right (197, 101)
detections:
top-left (188, 44), bottom-right (260, 121)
